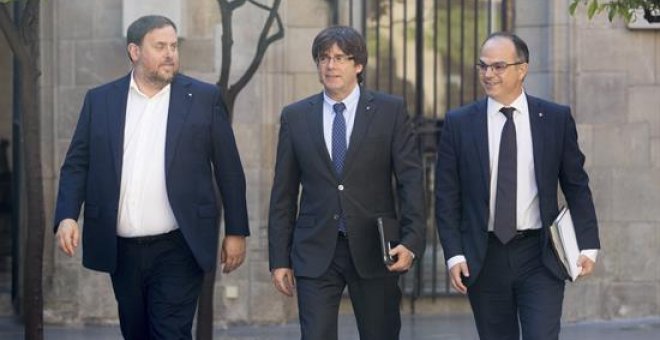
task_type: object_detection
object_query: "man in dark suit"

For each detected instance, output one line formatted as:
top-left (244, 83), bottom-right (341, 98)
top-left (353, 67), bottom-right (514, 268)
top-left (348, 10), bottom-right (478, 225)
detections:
top-left (435, 32), bottom-right (601, 340)
top-left (54, 15), bottom-right (249, 339)
top-left (268, 26), bottom-right (425, 340)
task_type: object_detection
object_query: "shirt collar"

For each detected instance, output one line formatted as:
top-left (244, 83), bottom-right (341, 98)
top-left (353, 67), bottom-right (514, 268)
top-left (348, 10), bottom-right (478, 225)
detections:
top-left (323, 84), bottom-right (361, 109)
top-left (487, 90), bottom-right (527, 118)
top-left (129, 71), bottom-right (171, 99)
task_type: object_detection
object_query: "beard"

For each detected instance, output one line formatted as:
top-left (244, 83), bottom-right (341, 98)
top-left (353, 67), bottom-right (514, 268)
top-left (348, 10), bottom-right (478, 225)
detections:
top-left (145, 65), bottom-right (177, 86)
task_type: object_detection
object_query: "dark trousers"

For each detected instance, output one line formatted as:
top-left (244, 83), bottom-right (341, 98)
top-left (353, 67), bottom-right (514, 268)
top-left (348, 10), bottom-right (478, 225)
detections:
top-left (467, 232), bottom-right (565, 340)
top-left (111, 230), bottom-right (204, 340)
top-left (296, 234), bottom-right (402, 340)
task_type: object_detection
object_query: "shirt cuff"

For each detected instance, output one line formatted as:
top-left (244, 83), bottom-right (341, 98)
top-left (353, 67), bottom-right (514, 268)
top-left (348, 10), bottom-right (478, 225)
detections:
top-left (580, 249), bottom-right (599, 263)
top-left (447, 255), bottom-right (466, 270)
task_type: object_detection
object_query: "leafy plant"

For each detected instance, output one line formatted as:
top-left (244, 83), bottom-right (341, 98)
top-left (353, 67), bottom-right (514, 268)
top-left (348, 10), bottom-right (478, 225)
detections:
top-left (569, 0), bottom-right (660, 23)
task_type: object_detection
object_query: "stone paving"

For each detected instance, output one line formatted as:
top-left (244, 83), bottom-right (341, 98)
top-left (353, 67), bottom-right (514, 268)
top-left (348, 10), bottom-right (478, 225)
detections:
top-left (1, 314), bottom-right (660, 339)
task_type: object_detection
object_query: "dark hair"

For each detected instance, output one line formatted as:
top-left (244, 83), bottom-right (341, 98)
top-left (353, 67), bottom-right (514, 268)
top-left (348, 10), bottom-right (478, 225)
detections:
top-left (483, 32), bottom-right (529, 63)
top-left (126, 15), bottom-right (177, 62)
top-left (311, 25), bottom-right (368, 83)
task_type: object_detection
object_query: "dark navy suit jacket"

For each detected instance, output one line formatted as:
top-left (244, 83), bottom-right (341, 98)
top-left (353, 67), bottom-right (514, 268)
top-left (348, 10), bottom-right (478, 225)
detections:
top-left (268, 90), bottom-right (426, 279)
top-left (54, 73), bottom-right (249, 273)
top-left (435, 95), bottom-right (600, 285)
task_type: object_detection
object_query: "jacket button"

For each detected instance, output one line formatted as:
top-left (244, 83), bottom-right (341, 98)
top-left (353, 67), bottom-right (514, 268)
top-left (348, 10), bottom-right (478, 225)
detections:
top-left (338, 184), bottom-right (344, 191)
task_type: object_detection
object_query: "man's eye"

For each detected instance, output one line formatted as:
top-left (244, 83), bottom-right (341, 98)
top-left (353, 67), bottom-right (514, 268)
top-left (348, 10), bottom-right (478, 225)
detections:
top-left (492, 63), bottom-right (506, 71)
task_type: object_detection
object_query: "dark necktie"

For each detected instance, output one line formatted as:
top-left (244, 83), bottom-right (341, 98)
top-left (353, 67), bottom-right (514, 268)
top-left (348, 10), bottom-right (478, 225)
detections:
top-left (332, 102), bottom-right (347, 233)
top-left (493, 106), bottom-right (517, 244)
top-left (332, 102), bottom-right (347, 175)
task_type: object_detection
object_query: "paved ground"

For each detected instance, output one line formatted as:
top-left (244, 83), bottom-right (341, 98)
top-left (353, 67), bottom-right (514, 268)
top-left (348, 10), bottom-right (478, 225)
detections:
top-left (2, 314), bottom-right (660, 339)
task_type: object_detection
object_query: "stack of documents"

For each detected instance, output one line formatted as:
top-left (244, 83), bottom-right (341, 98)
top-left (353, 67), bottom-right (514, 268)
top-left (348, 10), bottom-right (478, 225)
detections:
top-left (549, 207), bottom-right (581, 281)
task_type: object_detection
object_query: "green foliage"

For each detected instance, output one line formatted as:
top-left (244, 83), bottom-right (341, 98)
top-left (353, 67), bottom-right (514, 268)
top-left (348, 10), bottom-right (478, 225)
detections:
top-left (569, 0), bottom-right (660, 23)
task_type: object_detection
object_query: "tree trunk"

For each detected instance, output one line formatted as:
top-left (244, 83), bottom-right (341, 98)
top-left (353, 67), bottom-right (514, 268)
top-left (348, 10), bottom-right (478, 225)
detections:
top-left (195, 271), bottom-right (215, 340)
top-left (21, 61), bottom-right (44, 340)
top-left (0, 1), bottom-right (44, 339)
top-left (195, 1), bottom-right (283, 338)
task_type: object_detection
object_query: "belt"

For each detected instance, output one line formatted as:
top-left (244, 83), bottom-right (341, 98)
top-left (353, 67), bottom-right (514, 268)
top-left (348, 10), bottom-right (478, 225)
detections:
top-left (118, 229), bottom-right (181, 245)
top-left (489, 229), bottom-right (540, 241)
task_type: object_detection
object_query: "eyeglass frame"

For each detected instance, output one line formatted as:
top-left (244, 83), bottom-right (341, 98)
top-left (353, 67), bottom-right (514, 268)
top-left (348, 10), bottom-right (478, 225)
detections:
top-left (316, 54), bottom-right (355, 65)
top-left (475, 61), bottom-right (526, 74)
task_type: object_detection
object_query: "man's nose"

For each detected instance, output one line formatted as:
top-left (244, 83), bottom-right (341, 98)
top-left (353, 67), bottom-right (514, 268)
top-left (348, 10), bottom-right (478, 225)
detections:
top-left (165, 46), bottom-right (176, 58)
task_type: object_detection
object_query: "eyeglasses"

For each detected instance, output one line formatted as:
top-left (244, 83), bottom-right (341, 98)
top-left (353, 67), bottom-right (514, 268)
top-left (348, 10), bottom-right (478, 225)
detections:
top-left (475, 61), bottom-right (525, 74)
top-left (317, 55), bottom-right (355, 65)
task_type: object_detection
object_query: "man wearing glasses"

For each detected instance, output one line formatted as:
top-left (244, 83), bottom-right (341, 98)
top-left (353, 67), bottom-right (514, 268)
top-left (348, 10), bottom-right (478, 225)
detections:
top-left (436, 32), bottom-right (600, 339)
top-left (268, 26), bottom-right (425, 340)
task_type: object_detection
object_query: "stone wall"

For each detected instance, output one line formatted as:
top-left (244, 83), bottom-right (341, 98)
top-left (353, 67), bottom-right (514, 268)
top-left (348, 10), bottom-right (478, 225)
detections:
top-left (517, 0), bottom-right (660, 322)
top-left (31, 0), bottom-right (660, 326)
top-left (40, 0), bottom-right (329, 325)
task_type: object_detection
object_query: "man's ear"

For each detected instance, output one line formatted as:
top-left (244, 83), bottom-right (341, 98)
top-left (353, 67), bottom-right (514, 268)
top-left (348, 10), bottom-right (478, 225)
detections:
top-left (127, 43), bottom-right (140, 63)
top-left (518, 63), bottom-right (529, 81)
top-left (355, 63), bottom-right (364, 75)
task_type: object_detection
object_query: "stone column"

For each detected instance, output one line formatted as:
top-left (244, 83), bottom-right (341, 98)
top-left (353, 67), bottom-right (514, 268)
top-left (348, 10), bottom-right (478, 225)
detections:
top-left (516, 0), bottom-right (660, 322)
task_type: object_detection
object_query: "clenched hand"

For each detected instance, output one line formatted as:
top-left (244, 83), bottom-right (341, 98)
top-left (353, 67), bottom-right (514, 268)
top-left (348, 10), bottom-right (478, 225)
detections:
top-left (56, 218), bottom-right (80, 256)
top-left (220, 235), bottom-right (246, 273)
top-left (271, 268), bottom-right (295, 297)
top-left (449, 261), bottom-right (470, 294)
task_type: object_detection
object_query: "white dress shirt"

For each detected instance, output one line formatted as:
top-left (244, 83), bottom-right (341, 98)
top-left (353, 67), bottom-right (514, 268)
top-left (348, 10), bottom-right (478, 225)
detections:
top-left (447, 91), bottom-right (597, 270)
top-left (487, 94), bottom-right (541, 232)
top-left (116, 74), bottom-right (178, 237)
top-left (323, 85), bottom-right (360, 156)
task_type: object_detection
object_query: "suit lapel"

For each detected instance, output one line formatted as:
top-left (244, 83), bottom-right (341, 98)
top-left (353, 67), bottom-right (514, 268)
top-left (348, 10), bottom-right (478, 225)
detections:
top-left (165, 75), bottom-right (193, 172)
top-left (108, 74), bottom-right (130, 179)
top-left (342, 90), bottom-right (375, 177)
top-left (472, 99), bottom-right (490, 197)
top-left (306, 93), bottom-right (335, 174)
top-left (527, 95), bottom-right (545, 191)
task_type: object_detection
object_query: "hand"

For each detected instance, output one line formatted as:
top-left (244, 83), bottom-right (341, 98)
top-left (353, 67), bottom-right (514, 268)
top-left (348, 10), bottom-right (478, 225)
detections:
top-left (577, 254), bottom-right (595, 278)
top-left (56, 219), bottom-right (80, 257)
top-left (271, 268), bottom-right (295, 297)
top-left (220, 235), bottom-right (246, 273)
top-left (386, 244), bottom-right (415, 272)
top-left (449, 261), bottom-right (470, 294)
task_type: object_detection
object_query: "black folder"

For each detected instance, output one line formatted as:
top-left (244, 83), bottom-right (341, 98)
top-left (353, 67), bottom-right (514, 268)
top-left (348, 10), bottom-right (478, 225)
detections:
top-left (377, 217), bottom-right (400, 265)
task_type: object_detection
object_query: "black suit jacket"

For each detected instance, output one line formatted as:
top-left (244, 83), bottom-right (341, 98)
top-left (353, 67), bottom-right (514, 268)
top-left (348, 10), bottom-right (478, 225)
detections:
top-left (268, 89), bottom-right (426, 279)
top-left (54, 73), bottom-right (250, 273)
top-left (435, 95), bottom-right (600, 285)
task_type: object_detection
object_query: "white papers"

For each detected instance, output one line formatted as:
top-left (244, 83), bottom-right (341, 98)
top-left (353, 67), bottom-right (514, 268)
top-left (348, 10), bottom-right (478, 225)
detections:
top-left (549, 207), bottom-right (581, 281)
